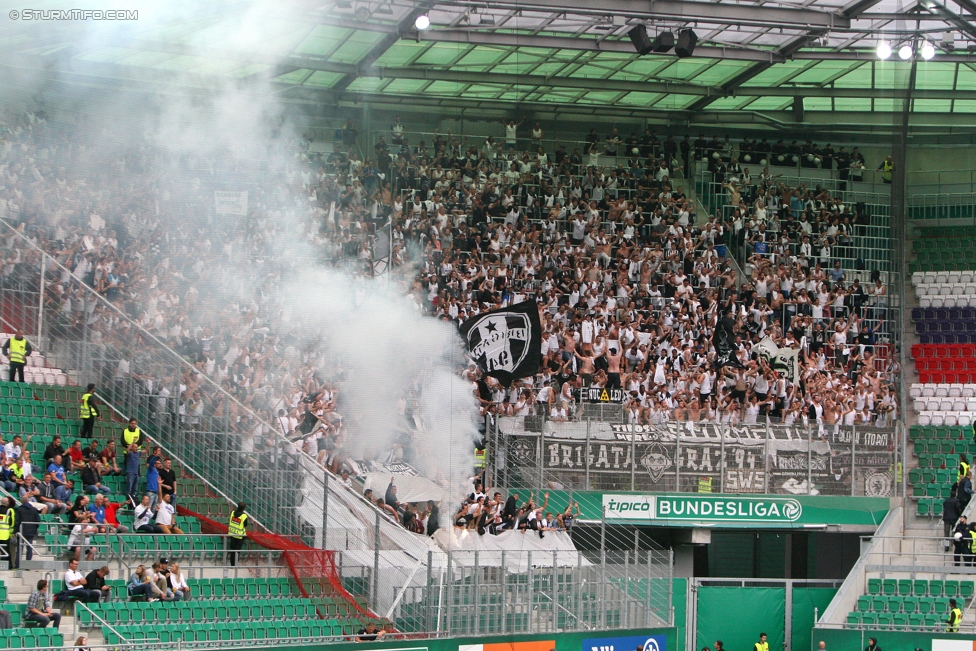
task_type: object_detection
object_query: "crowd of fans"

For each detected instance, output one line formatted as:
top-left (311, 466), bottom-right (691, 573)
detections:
top-left (0, 106), bottom-right (900, 543)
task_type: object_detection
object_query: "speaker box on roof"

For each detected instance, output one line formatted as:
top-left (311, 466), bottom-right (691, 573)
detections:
top-left (652, 31), bottom-right (675, 53)
top-left (628, 25), bottom-right (653, 55)
top-left (675, 29), bottom-right (698, 58)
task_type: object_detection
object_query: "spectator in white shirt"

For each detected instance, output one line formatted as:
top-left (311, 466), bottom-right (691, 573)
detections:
top-left (64, 558), bottom-right (101, 602)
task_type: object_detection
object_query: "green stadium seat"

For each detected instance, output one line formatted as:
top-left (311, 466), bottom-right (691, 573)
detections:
top-left (893, 613), bottom-right (908, 630)
top-left (919, 597), bottom-right (935, 614)
top-left (872, 596), bottom-right (887, 611)
top-left (883, 579), bottom-right (897, 595)
top-left (962, 581), bottom-right (975, 598)
top-left (868, 578), bottom-right (882, 595)
top-left (904, 597), bottom-right (919, 613)
top-left (861, 613), bottom-right (878, 626)
top-left (915, 580), bottom-right (930, 596)
top-left (888, 596), bottom-right (904, 613)
top-left (946, 581), bottom-right (960, 597)
top-left (930, 581), bottom-right (945, 597)
top-left (898, 579), bottom-right (914, 596)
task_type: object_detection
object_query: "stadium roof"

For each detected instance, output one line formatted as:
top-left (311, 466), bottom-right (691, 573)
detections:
top-left (4, 0), bottom-right (976, 130)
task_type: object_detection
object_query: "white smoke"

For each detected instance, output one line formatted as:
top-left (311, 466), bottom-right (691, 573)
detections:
top-left (1, 0), bottom-right (481, 509)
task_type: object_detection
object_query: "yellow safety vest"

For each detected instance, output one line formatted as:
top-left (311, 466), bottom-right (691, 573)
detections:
top-left (949, 607), bottom-right (962, 632)
top-left (474, 448), bottom-right (486, 469)
top-left (0, 510), bottom-right (13, 541)
top-left (228, 512), bottom-right (248, 539)
top-left (123, 427), bottom-right (142, 447)
top-left (755, 642), bottom-right (769, 651)
top-left (9, 465), bottom-right (23, 480)
top-left (698, 476), bottom-right (713, 493)
top-left (80, 393), bottom-right (94, 419)
top-left (7, 337), bottom-right (27, 364)
top-left (961, 462), bottom-right (971, 483)
top-left (882, 161), bottom-right (894, 182)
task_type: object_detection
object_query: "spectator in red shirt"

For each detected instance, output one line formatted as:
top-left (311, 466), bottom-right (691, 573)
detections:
top-left (66, 440), bottom-right (85, 472)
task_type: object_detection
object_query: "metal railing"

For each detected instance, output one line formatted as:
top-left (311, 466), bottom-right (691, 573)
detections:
top-left (338, 547), bottom-right (672, 636)
top-left (860, 536), bottom-right (976, 572)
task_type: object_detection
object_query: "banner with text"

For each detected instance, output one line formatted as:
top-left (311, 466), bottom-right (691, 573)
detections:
top-left (214, 190), bottom-right (249, 215)
top-left (493, 418), bottom-right (896, 497)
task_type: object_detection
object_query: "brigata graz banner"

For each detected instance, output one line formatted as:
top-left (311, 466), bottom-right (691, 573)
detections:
top-left (495, 417), bottom-right (896, 497)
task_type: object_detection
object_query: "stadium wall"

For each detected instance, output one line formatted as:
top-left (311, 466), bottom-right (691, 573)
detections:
top-left (813, 627), bottom-right (975, 651)
top-left (289, 627), bottom-right (679, 651)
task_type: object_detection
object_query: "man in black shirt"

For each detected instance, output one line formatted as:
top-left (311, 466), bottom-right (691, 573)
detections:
top-left (84, 566), bottom-right (112, 602)
top-left (502, 492), bottom-right (520, 529)
top-left (356, 622), bottom-right (385, 642)
top-left (43, 436), bottom-right (65, 464)
top-left (158, 458), bottom-right (177, 506)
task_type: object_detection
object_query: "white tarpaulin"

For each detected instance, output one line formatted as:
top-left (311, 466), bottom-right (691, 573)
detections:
top-left (214, 191), bottom-right (248, 215)
top-left (362, 472), bottom-right (446, 504)
top-left (432, 528), bottom-right (589, 568)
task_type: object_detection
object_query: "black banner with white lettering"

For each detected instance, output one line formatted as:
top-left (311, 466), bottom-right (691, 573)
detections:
top-left (460, 300), bottom-right (542, 387)
top-left (505, 423), bottom-right (898, 497)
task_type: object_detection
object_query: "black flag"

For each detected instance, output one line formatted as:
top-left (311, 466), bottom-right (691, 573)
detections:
top-left (460, 300), bottom-right (542, 387)
top-left (713, 312), bottom-right (744, 370)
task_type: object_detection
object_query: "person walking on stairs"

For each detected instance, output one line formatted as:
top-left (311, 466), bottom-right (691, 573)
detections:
top-left (227, 501), bottom-right (249, 567)
top-left (79, 384), bottom-right (100, 439)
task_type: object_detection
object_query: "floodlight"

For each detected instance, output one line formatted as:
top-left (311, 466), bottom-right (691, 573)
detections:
top-left (415, 14), bottom-right (430, 30)
top-left (898, 44), bottom-right (913, 59)
top-left (921, 42), bottom-right (935, 59)
top-left (876, 41), bottom-right (891, 59)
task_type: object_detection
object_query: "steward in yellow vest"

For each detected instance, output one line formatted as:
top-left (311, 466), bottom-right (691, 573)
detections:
top-left (79, 384), bottom-right (99, 438)
top-left (948, 598), bottom-right (962, 632)
top-left (2, 330), bottom-right (32, 383)
top-left (121, 419), bottom-right (143, 448)
top-left (227, 502), bottom-right (249, 567)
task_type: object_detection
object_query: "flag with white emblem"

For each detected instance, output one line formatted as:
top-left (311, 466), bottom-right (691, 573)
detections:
top-left (460, 300), bottom-right (542, 387)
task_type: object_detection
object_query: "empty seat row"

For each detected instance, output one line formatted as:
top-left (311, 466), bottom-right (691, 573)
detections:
top-left (0, 380), bottom-right (84, 401)
top-left (914, 321), bottom-right (976, 334)
top-left (912, 343), bottom-right (976, 358)
top-left (915, 453), bottom-right (966, 470)
top-left (910, 424), bottom-right (973, 439)
top-left (917, 412), bottom-right (975, 426)
top-left (915, 360), bottom-right (976, 372)
top-left (913, 241), bottom-right (976, 254)
top-left (912, 440), bottom-right (975, 456)
top-left (910, 383), bottom-right (976, 397)
top-left (918, 294), bottom-right (976, 310)
top-left (0, 401), bottom-right (65, 418)
top-left (858, 594), bottom-right (955, 614)
top-left (915, 283), bottom-right (976, 297)
top-left (846, 611), bottom-right (944, 630)
top-left (0, 630), bottom-right (63, 649)
top-left (913, 397), bottom-right (976, 411)
top-left (867, 578), bottom-right (974, 598)
top-left (910, 260), bottom-right (976, 274)
top-left (910, 466), bottom-right (967, 482)
top-left (79, 598), bottom-right (319, 626)
top-left (102, 620), bottom-right (357, 645)
top-left (911, 483), bottom-right (955, 499)
top-left (916, 335), bottom-right (976, 346)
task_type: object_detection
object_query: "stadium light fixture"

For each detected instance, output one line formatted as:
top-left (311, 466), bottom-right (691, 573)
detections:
top-left (415, 14), bottom-right (430, 30)
top-left (876, 40), bottom-right (892, 59)
top-left (921, 41), bottom-right (936, 59)
top-left (898, 44), bottom-right (913, 59)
